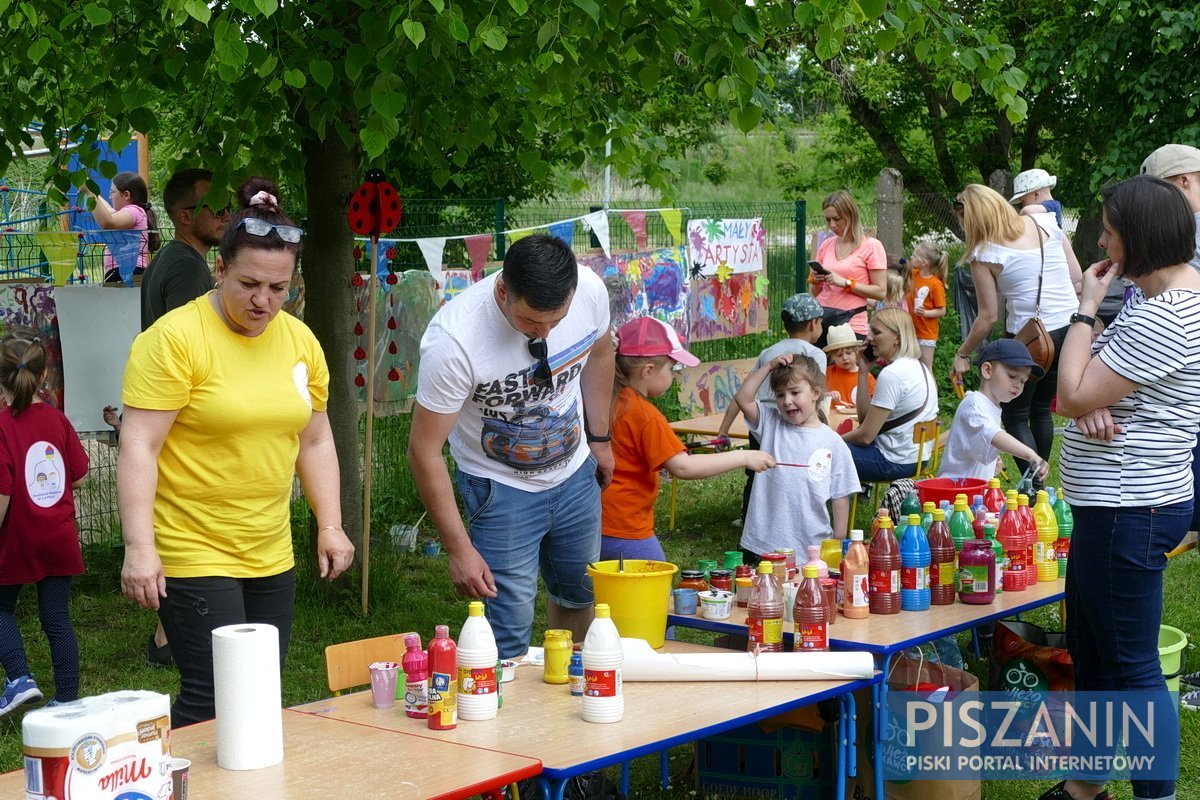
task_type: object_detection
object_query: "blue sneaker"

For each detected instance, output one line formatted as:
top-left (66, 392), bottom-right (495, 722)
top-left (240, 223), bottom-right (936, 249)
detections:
top-left (0, 675), bottom-right (43, 718)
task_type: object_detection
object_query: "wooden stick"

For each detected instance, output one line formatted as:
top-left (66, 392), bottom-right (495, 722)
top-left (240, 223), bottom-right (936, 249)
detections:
top-left (361, 236), bottom-right (378, 616)
top-left (775, 462), bottom-right (809, 468)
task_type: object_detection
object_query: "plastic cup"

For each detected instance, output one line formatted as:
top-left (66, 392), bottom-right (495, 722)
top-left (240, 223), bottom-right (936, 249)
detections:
top-left (672, 588), bottom-right (698, 615)
top-left (422, 541), bottom-right (441, 557)
top-left (171, 757), bottom-right (190, 800)
top-left (699, 590), bottom-right (733, 620)
top-left (369, 661), bottom-right (400, 708)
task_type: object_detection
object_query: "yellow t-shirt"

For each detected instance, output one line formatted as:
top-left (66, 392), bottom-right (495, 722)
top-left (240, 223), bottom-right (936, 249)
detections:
top-left (122, 296), bottom-right (329, 578)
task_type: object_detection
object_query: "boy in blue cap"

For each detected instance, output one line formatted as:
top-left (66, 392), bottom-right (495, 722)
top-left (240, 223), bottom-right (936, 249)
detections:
top-left (940, 339), bottom-right (1049, 481)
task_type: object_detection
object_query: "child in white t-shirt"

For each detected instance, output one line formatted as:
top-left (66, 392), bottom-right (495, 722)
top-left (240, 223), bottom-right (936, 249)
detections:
top-left (734, 353), bottom-right (860, 560)
top-left (940, 339), bottom-right (1050, 481)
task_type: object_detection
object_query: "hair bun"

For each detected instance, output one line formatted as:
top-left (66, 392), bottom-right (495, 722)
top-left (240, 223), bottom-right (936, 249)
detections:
top-left (236, 176), bottom-right (283, 212)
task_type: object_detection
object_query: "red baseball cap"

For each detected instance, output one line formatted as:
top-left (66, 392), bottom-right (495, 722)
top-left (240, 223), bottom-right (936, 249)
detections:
top-left (616, 317), bottom-right (699, 367)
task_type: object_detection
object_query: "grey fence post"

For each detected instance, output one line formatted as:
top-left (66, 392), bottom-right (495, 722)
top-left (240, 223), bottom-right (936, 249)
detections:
top-left (794, 199), bottom-right (807, 291)
top-left (874, 168), bottom-right (903, 259)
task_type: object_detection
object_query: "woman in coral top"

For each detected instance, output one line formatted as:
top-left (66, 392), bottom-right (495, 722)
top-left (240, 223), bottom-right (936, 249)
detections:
top-left (811, 190), bottom-right (888, 336)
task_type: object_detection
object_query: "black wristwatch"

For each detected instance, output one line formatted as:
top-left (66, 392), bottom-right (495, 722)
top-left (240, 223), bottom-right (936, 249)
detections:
top-left (586, 431), bottom-right (611, 443)
top-left (1070, 312), bottom-right (1097, 327)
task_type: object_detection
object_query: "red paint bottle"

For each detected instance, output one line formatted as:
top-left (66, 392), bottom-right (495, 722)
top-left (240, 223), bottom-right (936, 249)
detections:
top-left (427, 625), bottom-right (457, 730)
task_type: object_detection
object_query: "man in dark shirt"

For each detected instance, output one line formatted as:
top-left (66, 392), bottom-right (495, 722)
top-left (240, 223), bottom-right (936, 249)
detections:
top-left (140, 168), bottom-right (229, 330)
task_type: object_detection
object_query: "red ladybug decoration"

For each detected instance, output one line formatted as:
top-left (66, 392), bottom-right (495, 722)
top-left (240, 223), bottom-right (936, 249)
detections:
top-left (354, 374), bottom-right (366, 387)
top-left (386, 317), bottom-right (397, 330)
top-left (354, 322), bottom-right (364, 336)
top-left (385, 246), bottom-right (397, 260)
top-left (387, 368), bottom-right (400, 381)
top-left (347, 169), bottom-right (401, 237)
top-left (353, 246), bottom-right (363, 260)
top-left (385, 273), bottom-right (398, 285)
top-left (353, 347), bottom-right (366, 360)
top-left (388, 341), bottom-right (398, 355)
top-left (351, 273), bottom-right (364, 287)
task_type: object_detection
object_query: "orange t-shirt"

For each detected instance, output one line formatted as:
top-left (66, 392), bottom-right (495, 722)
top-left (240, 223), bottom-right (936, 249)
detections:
top-left (826, 364), bottom-right (875, 405)
top-left (907, 273), bottom-right (947, 342)
top-left (602, 386), bottom-right (686, 540)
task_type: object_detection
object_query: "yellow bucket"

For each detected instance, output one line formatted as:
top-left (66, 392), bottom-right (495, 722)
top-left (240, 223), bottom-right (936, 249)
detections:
top-left (587, 560), bottom-right (678, 648)
top-left (1159, 625), bottom-right (1188, 694)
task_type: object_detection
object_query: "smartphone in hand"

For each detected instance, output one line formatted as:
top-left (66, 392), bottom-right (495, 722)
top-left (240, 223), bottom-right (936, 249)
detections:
top-left (808, 259), bottom-right (830, 276)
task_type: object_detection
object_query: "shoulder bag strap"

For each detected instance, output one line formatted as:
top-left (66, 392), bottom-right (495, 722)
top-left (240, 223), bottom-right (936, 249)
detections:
top-left (1033, 221), bottom-right (1046, 318)
top-left (878, 363), bottom-right (933, 434)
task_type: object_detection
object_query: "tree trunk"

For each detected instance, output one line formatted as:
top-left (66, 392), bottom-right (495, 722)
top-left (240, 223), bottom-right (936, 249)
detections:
top-left (301, 131), bottom-right (363, 553)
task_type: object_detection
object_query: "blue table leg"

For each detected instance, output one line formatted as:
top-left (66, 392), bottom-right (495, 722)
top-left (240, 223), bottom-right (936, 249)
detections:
top-left (876, 652), bottom-right (893, 800)
top-left (659, 748), bottom-right (670, 789)
top-left (539, 775), bottom-right (567, 800)
top-left (619, 760), bottom-right (631, 796)
top-left (846, 689), bottom-right (858, 776)
top-left (836, 694), bottom-right (847, 800)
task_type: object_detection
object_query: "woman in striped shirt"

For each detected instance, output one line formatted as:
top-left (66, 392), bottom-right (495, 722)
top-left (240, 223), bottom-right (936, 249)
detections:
top-left (1054, 175), bottom-right (1200, 800)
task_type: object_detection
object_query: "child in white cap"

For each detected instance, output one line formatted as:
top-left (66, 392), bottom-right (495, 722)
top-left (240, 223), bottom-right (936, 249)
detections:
top-left (600, 317), bottom-right (775, 561)
top-left (1011, 168), bottom-right (1064, 228)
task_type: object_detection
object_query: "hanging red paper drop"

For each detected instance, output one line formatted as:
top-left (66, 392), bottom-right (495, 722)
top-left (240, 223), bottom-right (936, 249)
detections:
top-left (353, 322), bottom-right (364, 336)
top-left (353, 246), bottom-right (363, 261)
top-left (388, 341), bottom-right (398, 355)
top-left (354, 374), bottom-right (366, 387)
top-left (386, 317), bottom-right (397, 330)
top-left (387, 368), bottom-right (400, 381)
top-left (386, 273), bottom-right (398, 285)
top-left (351, 273), bottom-right (364, 287)
top-left (354, 347), bottom-right (366, 360)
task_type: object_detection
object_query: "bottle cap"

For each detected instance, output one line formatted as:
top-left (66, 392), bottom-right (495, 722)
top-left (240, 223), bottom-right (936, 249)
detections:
top-left (757, 560), bottom-right (774, 574)
top-left (908, 514), bottom-right (921, 526)
top-left (1018, 494), bottom-right (1029, 506)
top-left (468, 601), bottom-right (485, 616)
top-left (953, 498), bottom-right (968, 510)
top-left (1036, 490), bottom-right (1048, 502)
top-left (595, 603), bottom-right (611, 618)
top-left (933, 509), bottom-right (946, 521)
top-left (404, 633), bottom-right (421, 648)
top-left (988, 478), bottom-right (1001, 488)
top-left (1005, 497), bottom-right (1017, 509)
top-left (802, 564), bottom-right (819, 578)
top-left (922, 501), bottom-right (935, 512)
top-left (850, 529), bottom-right (864, 541)
top-left (434, 624), bottom-right (449, 638)
top-left (878, 517), bottom-right (893, 529)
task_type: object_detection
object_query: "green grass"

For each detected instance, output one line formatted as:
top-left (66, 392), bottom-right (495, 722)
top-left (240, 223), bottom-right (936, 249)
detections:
top-left (1, 432), bottom-right (1195, 799)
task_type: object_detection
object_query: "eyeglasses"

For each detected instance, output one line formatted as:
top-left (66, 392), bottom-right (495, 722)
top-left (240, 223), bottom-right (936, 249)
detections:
top-left (527, 338), bottom-right (552, 387)
top-left (183, 204), bottom-right (232, 217)
top-left (237, 217), bottom-right (304, 243)
top-left (952, 197), bottom-right (965, 212)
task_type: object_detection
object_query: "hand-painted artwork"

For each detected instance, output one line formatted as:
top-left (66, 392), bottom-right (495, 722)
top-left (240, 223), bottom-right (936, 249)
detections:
top-left (353, 271), bottom-right (439, 414)
top-left (579, 246), bottom-right (689, 340)
top-left (675, 358), bottom-right (757, 416)
top-left (687, 218), bottom-right (766, 276)
top-left (688, 271), bottom-right (770, 342)
top-left (0, 285), bottom-right (63, 409)
top-left (438, 269), bottom-right (473, 305)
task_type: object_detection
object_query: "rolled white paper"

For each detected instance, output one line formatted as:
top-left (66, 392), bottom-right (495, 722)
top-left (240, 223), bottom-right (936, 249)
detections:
top-left (213, 623), bottom-right (283, 770)
top-left (620, 638), bottom-right (874, 681)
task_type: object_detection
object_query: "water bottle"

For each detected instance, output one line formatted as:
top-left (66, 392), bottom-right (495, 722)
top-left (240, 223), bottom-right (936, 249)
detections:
top-left (899, 514), bottom-right (931, 611)
top-left (427, 625), bottom-right (457, 730)
top-left (582, 604), bottom-right (624, 723)
top-left (456, 601), bottom-right (499, 721)
top-left (794, 565), bottom-right (829, 651)
top-left (926, 509), bottom-right (956, 606)
top-left (402, 633), bottom-right (428, 719)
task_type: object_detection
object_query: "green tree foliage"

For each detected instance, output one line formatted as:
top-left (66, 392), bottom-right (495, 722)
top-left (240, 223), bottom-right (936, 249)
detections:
top-left (0, 0), bottom-right (1028, 550)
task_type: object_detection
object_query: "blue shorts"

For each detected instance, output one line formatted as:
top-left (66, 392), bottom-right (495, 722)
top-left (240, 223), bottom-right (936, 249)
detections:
top-left (455, 457), bottom-right (601, 658)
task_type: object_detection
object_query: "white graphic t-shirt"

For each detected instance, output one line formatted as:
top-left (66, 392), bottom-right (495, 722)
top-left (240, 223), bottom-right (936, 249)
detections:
top-left (26, 441), bottom-right (66, 508)
top-left (417, 268), bottom-right (610, 491)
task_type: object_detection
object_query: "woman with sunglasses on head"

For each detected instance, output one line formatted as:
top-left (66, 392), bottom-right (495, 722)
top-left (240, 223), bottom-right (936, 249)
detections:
top-left (1050, 175), bottom-right (1200, 800)
top-left (116, 176), bottom-right (354, 727)
top-left (952, 184), bottom-right (1079, 489)
top-left (840, 308), bottom-right (938, 482)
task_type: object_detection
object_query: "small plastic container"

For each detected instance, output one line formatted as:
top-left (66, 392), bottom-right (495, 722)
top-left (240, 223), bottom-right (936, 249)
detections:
top-left (699, 590), bottom-right (734, 620)
top-left (708, 568), bottom-right (733, 593)
top-left (678, 570), bottom-right (708, 593)
top-left (734, 576), bottom-right (754, 607)
top-left (959, 538), bottom-right (996, 604)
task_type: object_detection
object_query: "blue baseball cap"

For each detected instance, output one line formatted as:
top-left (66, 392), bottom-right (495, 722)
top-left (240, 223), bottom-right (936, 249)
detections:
top-left (975, 339), bottom-right (1045, 378)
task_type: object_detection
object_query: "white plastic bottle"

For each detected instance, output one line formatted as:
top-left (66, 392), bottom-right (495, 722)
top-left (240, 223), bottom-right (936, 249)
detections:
top-left (581, 603), bottom-right (624, 724)
top-left (456, 601), bottom-right (499, 721)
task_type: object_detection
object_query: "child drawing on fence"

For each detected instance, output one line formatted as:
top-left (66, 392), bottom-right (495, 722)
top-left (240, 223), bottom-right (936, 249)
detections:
top-left (600, 318), bottom-right (776, 562)
top-left (0, 336), bottom-right (89, 715)
top-left (906, 242), bottom-right (949, 368)
top-left (734, 353), bottom-right (859, 563)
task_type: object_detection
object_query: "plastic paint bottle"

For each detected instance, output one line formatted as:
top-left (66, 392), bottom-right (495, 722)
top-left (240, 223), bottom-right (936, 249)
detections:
top-left (747, 560), bottom-right (785, 652)
top-left (926, 509), bottom-right (956, 606)
top-left (900, 489), bottom-right (922, 519)
top-left (820, 538), bottom-right (843, 571)
top-left (794, 565), bottom-right (829, 651)
top-left (581, 604), bottom-right (624, 723)
top-left (1033, 490), bottom-right (1059, 582)
top-left (870, 508), bottom-right (891, 542)
top-left (842, 530), bottom-right (870, 620)
top-left (402, 633), bottom-right (429, 719)
top-left (970, 494), bottom-right (988, 523)
top-left (427, 625), bottom-right (457, 730)
top-left (899, 514), bottom-right (931, 611)
top-left (568, 647), bottom-right (585, 697)
top-left (983, 478), bottom-right (1005, 515)
top-left (997, 498), bottom-right (1027, 593)
top-left (805, 545), bottom-right (836, 625)
top-left (1053, 489), bottom-right (1074, 578)
top-left (456, 601), bottom-right (499, 721)
top-left (948, 498), bottom-right (974, 558)
top-left (958, 534), bottom-right (996, 605)
top-left (1016, 493), bottom-right (1038, 589)
top-left (954, 494), bottom-right (975, 522)
top-left (868, 516), bottom-right (901, 615)
top-left (920, 501), bottom-right (936, 532)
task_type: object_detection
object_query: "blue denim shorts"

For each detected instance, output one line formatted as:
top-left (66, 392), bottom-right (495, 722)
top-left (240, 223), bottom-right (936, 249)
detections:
top-left (455, 457), bottom-right (601, 658)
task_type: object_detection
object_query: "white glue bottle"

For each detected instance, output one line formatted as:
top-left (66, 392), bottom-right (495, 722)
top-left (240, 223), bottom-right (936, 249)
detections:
top-left (456, 601), bottom-right (499, 721)
top-left (581, 603), bottom-right (623, 723)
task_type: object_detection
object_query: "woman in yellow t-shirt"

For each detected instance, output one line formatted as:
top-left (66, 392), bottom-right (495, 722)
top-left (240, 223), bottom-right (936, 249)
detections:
top-left (117, 177), bottom-right (354, 726)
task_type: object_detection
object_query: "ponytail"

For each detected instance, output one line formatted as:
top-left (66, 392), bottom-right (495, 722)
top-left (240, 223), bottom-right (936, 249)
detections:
top-left (0, 336), bottom-right (46, 414)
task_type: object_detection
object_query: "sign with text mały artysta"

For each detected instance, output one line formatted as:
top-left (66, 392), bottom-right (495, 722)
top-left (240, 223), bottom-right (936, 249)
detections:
top-left (687, 217), bottom-right (765, 276)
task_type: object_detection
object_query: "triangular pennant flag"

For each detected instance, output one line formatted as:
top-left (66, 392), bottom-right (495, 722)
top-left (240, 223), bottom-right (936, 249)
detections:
top-left (659, 209), bottom-right (683, 246)
top-left (375, 241), bottom-right (391, 289)
top-left (620, 211), bottom-right (648, 250)
top-left (416, 237), bottom-right (447, 284)
top-left (36, 232), bottom-right (79, 286)
top-left (508, 229), bottom-right (533, 245)
top-left (96, 230), bottom-right (142, 285)
top-left (465, 234), bottom-right (493, 274)
top-left (547, 220), bottom-right (574, 248)
top-left (582, 211), bottom-right (610, 257)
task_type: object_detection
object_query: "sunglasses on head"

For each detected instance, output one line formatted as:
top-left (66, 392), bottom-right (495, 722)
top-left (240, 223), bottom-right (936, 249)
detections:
top-left (527, 338), bottom-right (552, 387)
top-left (237, 217), bottom-right (304, 243)
top-left (952, 196), bottom-right (965, 212)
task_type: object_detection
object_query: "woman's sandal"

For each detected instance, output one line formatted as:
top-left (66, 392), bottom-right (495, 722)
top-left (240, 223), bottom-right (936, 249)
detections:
top-left (1036, 780), bottom-right (1114, 800)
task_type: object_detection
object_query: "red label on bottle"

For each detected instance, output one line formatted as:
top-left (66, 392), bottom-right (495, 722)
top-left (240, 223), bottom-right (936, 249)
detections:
top-left (457, 666), bottom-right (497, 696)
top-left (869, 568), bottom-right (899, 594)
top-left (798, 621), bottom-right (827, 650)
top-left (584, 668), bottom-right (620, 697)
top-left (901, 566), bottom-right (928, 590)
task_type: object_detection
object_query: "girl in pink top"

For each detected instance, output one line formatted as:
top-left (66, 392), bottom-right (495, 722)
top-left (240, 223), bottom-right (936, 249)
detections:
top-left (85, 172), bottom-right (161, 284)
top-left (811, 190), bottom-right (888, 335)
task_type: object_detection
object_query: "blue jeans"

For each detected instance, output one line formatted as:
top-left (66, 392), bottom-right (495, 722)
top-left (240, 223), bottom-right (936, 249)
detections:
top-left (600, 535), bottom-right (665, 562)
top-left (1001, 324), bottom-right (1069, 487)
top-left (1066, 502), bottom-right (1188, 800)
top-left (845, 441), bottom-right (914, 482)
top-left (0, 577), bottom-right (78, 701)
top-left (456, 458), bottom-right (601, 659)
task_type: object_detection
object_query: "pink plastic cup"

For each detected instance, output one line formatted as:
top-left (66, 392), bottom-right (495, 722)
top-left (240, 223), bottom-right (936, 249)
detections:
top-left (369, 661), bottom-right (400, 709)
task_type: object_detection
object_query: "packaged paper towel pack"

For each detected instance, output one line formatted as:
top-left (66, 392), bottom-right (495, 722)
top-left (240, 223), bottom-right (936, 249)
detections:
top-left (22, 690), bottom-right (171, 800)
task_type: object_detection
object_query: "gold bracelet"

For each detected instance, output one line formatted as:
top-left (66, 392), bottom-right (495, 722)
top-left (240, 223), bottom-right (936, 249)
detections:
top-left (319, 525), bottom-right (344, 532)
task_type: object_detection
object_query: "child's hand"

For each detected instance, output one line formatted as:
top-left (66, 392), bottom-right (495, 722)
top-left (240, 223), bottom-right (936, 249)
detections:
top-left (770, 353), bottom-right (794, 370)
top-left (745, 451), bottom-right (776, 472)
top-left (828, 390), bottom-right (843, 403)
top-left (1030, 456), bottom-right (1049, 481)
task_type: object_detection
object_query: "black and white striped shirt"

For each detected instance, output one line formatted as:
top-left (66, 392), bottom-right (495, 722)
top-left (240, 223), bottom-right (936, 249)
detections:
top-left (1061, 288), bottom-right (1200, 507)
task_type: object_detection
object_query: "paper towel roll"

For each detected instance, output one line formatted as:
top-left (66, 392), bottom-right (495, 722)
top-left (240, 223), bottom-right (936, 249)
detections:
top-left (213, 623), bottom-right (283, 770)
top-left (620, 638), bottom-right (875, 681)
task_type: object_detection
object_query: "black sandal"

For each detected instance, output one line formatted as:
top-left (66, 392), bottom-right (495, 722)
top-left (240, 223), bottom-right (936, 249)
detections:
top-left (1037, 780), bottom-right (1114, 800)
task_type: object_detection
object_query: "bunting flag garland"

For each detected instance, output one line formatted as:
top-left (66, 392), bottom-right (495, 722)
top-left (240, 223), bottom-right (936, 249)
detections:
top-left (582, 210), bottom-right (611, 257)
top-left (95, 230), bottom-right (142, 285)
top-left (464, 234), bottom-right (493, 280)
top-left (36, 232), bottom-right (79, 286)
top-left (659, 209), bottom-right (683, 246)
top-left (547, 220), bottom-right (574, 248)
top-left (508, 229), bottom-right (533, 245)
top-left (416, 237), bottom-right (447, 283)
top-left (620, 211), bottom-right (648, 250)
